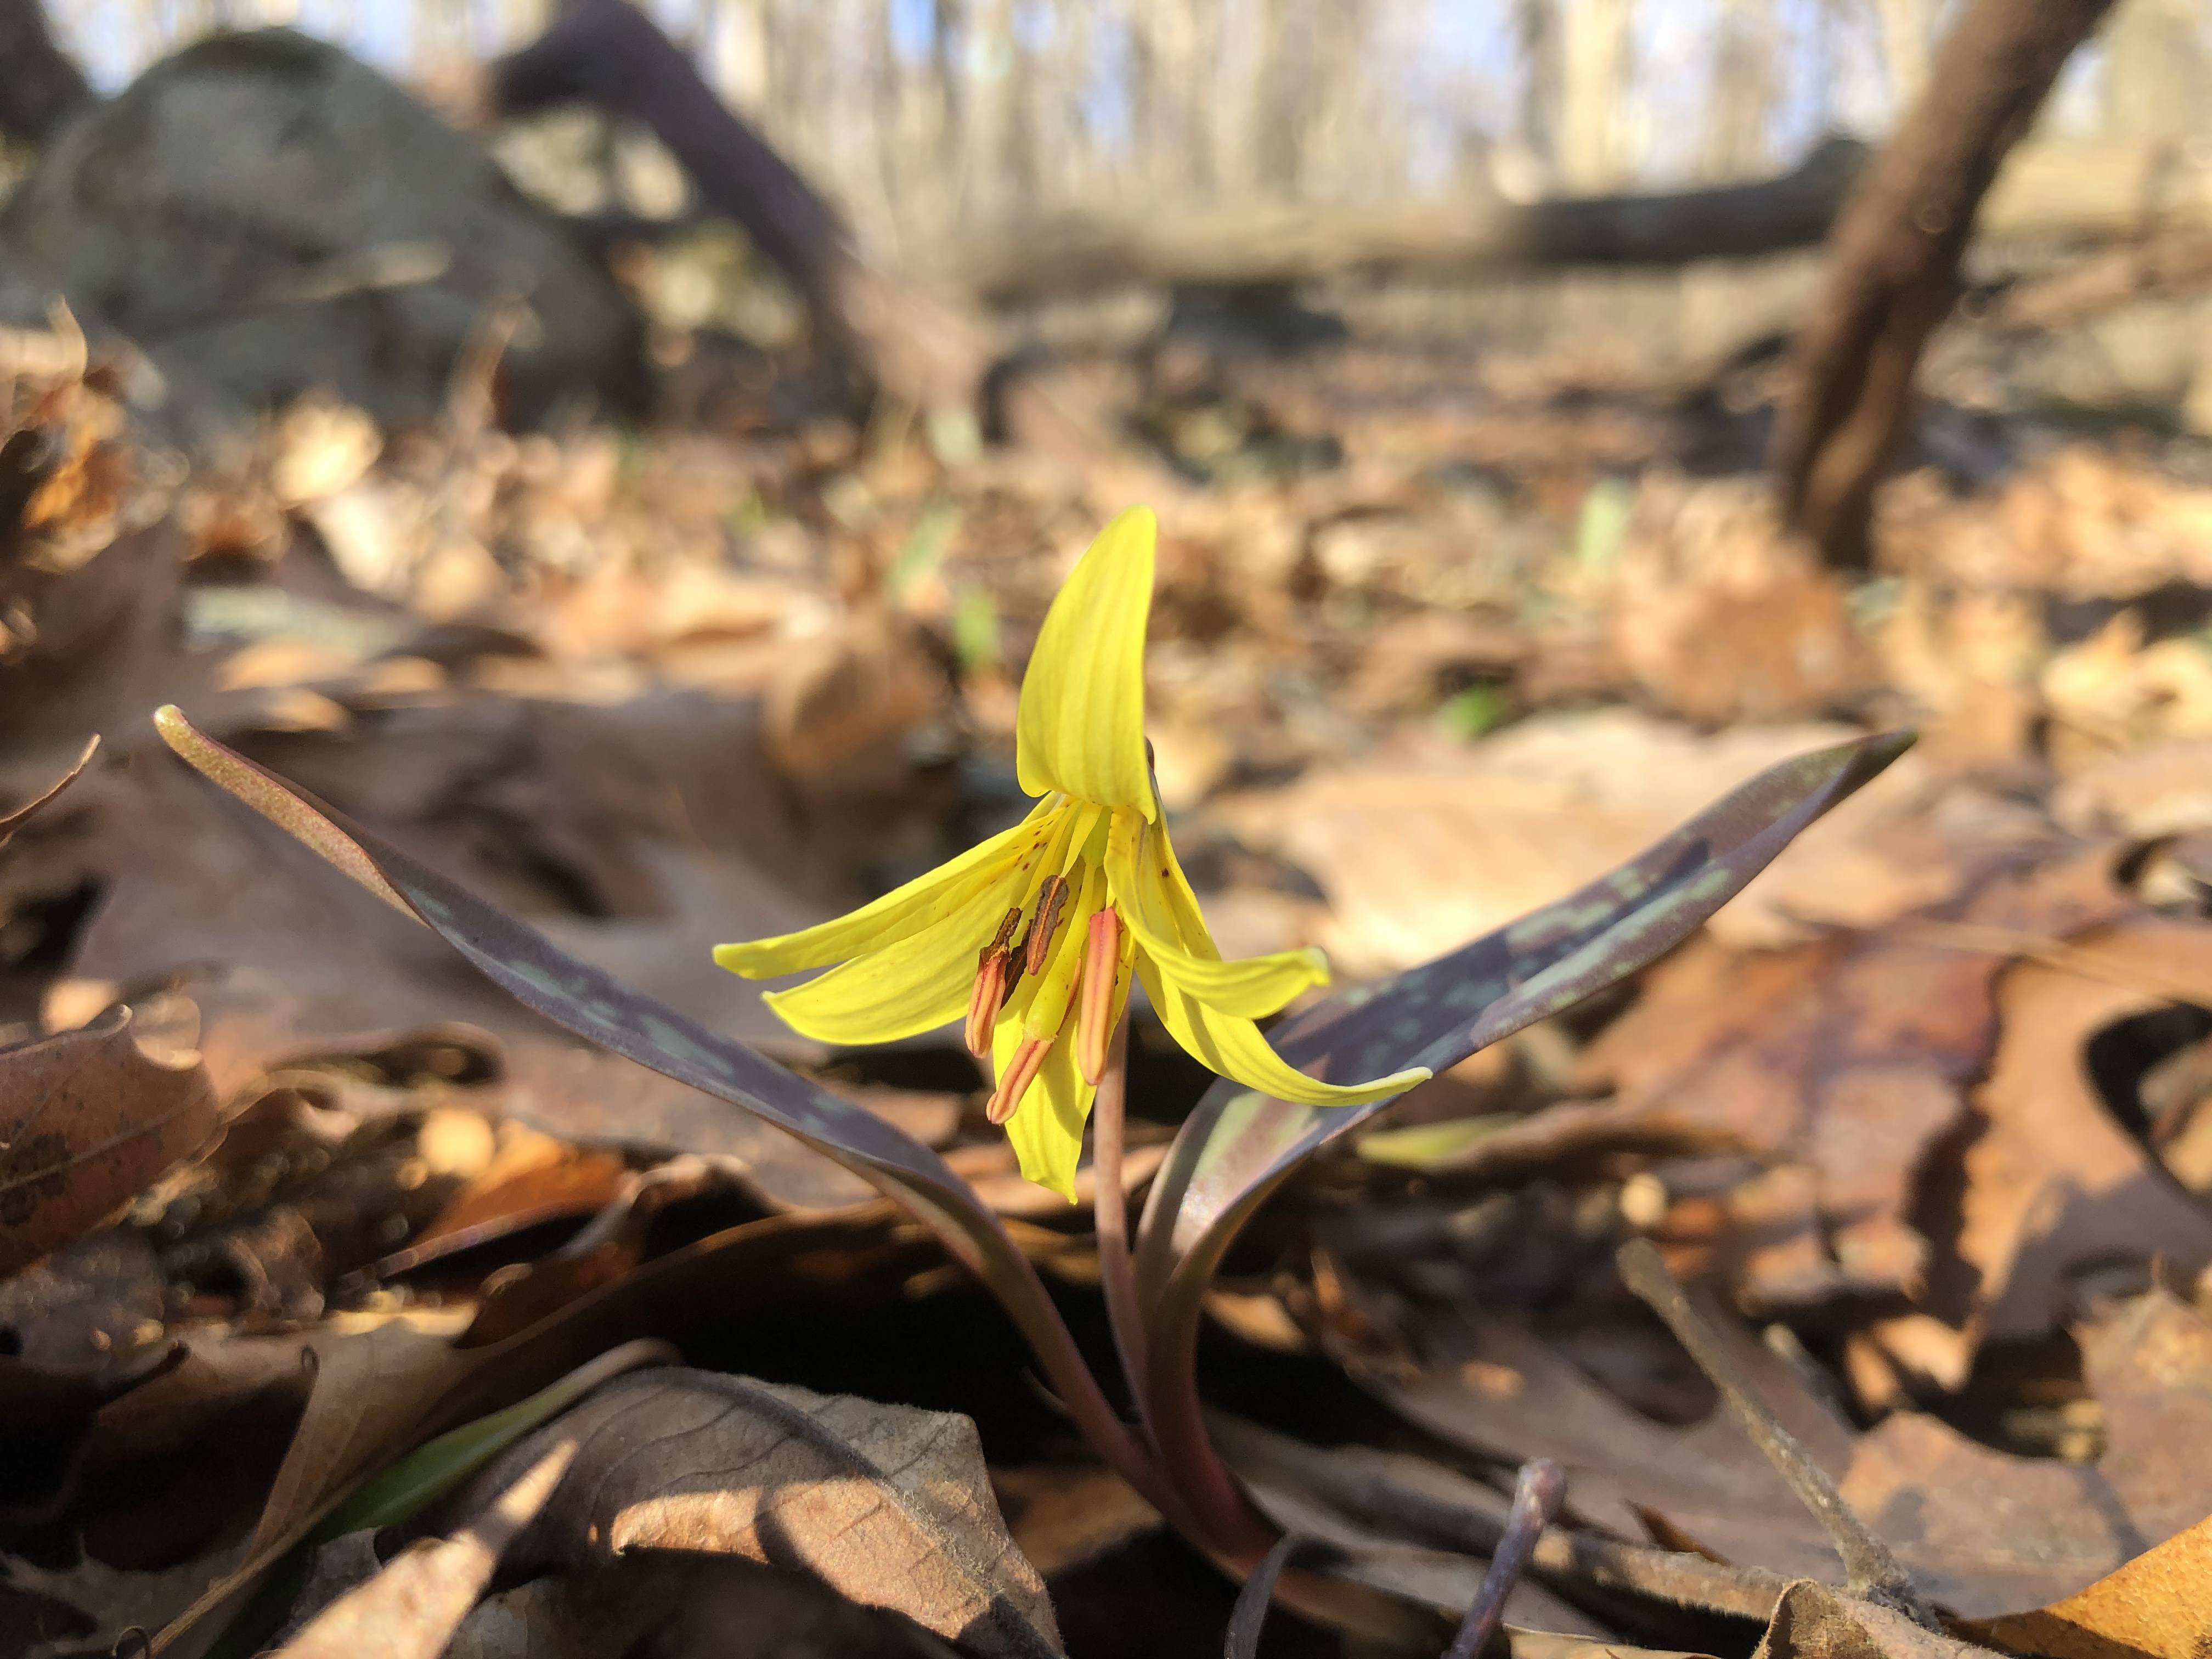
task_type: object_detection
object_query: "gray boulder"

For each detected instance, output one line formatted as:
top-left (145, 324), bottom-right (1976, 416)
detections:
top-left (0, 28), bottom-right (645, 432)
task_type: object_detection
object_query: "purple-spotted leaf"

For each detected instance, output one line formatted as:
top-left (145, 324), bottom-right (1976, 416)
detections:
top-left (150, 707), bottom-right (1175, 1530)
top-left (1131, 730), bottom-right (1912, 1499)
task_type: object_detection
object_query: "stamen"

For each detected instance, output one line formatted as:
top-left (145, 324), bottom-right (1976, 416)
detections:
top-left (966, 956), bottom-right (1009, 1058)
top-left (987, 1036), bottom-right (1051, 1125)
top-left (965, 909), bottom-right (1024, 1058)
top-left (1022, 873), bottom-right (1071, 975)
top-left (1077, 907), bottom-right (1124, 1084)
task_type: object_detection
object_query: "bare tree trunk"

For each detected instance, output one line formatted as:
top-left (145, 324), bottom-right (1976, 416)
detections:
top-left (1558, 0), bottom-right (1634, 190)
top-left (0, 0), bottom-right (93, 142)
top-left (1701, 0), bottom-right (1778, 179)
top-left (1770, 0), bottom-right (2118, 568)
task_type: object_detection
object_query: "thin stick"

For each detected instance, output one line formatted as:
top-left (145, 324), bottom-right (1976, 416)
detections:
top-left (1443, 1459), bottom-right (1566, 1659)
top-left (1093, 1013), bottom-right (1156, 1449)
top-left (1616, 1239), bottom-right (1943, 1630)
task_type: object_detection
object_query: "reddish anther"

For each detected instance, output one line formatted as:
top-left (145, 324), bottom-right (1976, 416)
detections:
top-left (1077, 907), bottom-right (1124, 1084)
top-left (988, 1036), bottom-right (1052, 1125)
top-left (1022, 873), bottom-right (1071, 975)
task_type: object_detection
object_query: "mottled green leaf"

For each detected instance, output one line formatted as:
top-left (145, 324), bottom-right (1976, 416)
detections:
top-left (152, 707), bottom-right (1170, 1526)
top-left (1132, 731), bottom-right (1912, 1497)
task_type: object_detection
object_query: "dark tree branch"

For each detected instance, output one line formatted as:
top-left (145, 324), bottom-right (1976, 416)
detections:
top-left (1769, 0), bottom-right (2118, 568)
top-left (490, 0), bottom-right (989, 414)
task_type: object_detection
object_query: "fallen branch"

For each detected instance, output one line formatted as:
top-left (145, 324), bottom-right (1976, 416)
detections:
top-left (933, 137), bottom-right (1873, 302)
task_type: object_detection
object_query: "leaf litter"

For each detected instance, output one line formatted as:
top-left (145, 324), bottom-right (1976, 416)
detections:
top-left (8, 213), bottom-right (2212, 1659)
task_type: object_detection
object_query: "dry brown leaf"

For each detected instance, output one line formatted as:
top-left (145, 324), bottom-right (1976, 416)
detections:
top-left (444, 1556), bottom-right (931, 1659)
top-left (445, 1368), bottom-right (1064, 1658)
top-left (991, 1464), bottom-right (1162, 1577)
top-left (0, 1005), bottom-right (219, 1278)
top-left (1606, 477), bottom-right (1878, 726)
top-left (149, 1317), bottom-right (482, 1650)
top-left (272, 1442), bottom-right (574, 1659)
top-left (1361, 1294), bottom-right (2204, 1617)
top-left (0, 1229), bottom-right (172, 1428)
top-left (2051, 737), bottom-right (2212, 839)
top-left (1208, 710), bottom-right (1937, 978)
top-left (1500, 851), bottom-right (2128, 1312)
top-left (58, 741), bottom-right (883, 1214)
top-left (1921, 918), bottom-right (2212, 1358)
top-left (1752, 1581), bottom-right (1985, 1659)
top-left (1961, 1510), bottom-right (2212, 1659)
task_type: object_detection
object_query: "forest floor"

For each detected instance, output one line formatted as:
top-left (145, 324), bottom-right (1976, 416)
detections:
top-left (8, 297), bottom-right (2212, 1659)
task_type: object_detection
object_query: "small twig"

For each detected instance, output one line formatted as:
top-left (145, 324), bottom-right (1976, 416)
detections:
top-left (1092, 1014), bottom-right (1156, 1449)
top-left (1616, 1239), bottom-right (1944, 1631)
top-left (1442, 1459), bottom-right (1566, 1659)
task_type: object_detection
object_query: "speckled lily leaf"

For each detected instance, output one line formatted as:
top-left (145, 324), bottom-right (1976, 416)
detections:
top-left (1131, 730), bottom-right (1913, 1489)
top-left (151, 708), bottom-right (1169, 1524)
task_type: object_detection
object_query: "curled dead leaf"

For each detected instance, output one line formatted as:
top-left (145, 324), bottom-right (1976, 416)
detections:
top-left (0, 1004), bottom-right (219, 1278)
top-left (1961, 1510), bottom-right (2212, 1659)
top-left (272, 1442), bottom-right (574, 1659)
top-left (444, 1368), bottom-right (1064, 1659)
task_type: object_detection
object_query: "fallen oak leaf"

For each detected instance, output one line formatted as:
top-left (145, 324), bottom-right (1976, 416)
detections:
top-left (1560, 848), bottom-right (2131, 1313)
top-left (271, 1442), bottom-right (575, 1659)
top-left (0, 1004), bottom-right (219, 1278)
top-left (1960, 1510), bottom-right (2212, 1659)
top-left (1205, 1412), bottom-right (1790, 1622)
top-left (1922, 916), bottom-right (2212, 1362)
top-left (1353, 1294), bottom-right (2174, 1616)
top-left (139, 1209), bottom-right (937, 1654)
top-left (441, 1555), bottom-right (930, 1659)
top-left (159, 1317), bottom-right (485, 1652)
top-left (444, 1368), bottom-right (1064, 1659)
top-left (208, 1341), bottom-right (679, 1659)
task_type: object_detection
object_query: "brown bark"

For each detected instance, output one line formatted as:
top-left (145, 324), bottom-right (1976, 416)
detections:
top-left (0, 0), bottom-right (94, 142)
top-left (935, 134), bottom-right (1872, 301)
top-left (1769, 0), bottom-right (2117, 569)
top-left (492, 0), bottom-right (989, 413)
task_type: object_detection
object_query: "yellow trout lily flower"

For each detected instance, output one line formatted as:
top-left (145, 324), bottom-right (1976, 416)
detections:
top-left (714, 507), bottom-right (1429, 1199)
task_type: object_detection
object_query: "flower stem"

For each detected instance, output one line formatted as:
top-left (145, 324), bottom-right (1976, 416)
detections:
top-left (1092, 1012), bottom-right (1155, 1449)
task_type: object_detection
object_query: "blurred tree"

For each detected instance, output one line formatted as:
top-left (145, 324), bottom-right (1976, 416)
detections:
top-left (2100, 0), bottom-right (2209, 143)
top-left (0, 0), bottom-right (91, 142)
top-left (1774, 0), bottom-right (2119, 568)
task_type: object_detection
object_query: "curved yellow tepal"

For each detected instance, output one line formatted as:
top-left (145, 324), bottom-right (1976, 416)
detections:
top-left (1015, 506), bottom-right (1157, 821)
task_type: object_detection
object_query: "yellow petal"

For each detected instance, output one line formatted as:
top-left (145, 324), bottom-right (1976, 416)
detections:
top-left (764, 871), bottom-right (1025, 1045)
top-left (1106, 814), bottom-right (1328, 1018)
top-left (1136, 957), bottom-right (1430, 1108)
top-left (1002, 1007), bottom-right (1094, 1202)
top-left (1015, 507), bottom-right (1158, 820)
top-left (715, 797), bottom-right (1061, 978)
